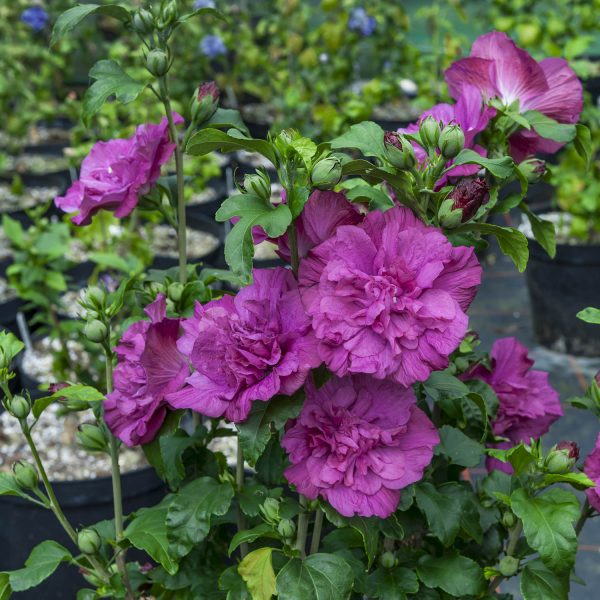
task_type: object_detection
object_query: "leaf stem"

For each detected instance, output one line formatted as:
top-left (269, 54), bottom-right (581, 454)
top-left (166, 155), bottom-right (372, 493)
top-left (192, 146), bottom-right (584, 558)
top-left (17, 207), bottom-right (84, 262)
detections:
top-left (309, 508), bottom-right (324, 555)
top-left (295, 495), bottom-right (309, 558)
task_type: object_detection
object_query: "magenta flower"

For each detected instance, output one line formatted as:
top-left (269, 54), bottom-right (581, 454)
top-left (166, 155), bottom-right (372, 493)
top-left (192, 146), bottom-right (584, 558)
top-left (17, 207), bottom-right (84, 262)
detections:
top-left (445, 31), bottom-right (583, 161)
top-left (282, 374), bottom-right (439, 518)
top-left (167, 268), bottom-right (320, 423)
top-left (584, 434), bottom-right (600, 512)
top-left (104, 295), bottom-right (188, 447)
top-left (55, 115), bottom-right (183, 225)
top-left (299, 205), bottom-right (482, 386)
top-left (465, 337), bottom-right (563, 473)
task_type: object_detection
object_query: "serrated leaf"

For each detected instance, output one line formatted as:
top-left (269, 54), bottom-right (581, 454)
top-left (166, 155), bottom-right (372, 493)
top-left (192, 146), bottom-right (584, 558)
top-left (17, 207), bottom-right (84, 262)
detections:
top-left (186, 129), bottom-right (276, 164)
top-left (450, 149), bottom-right (514, 179)
top-left (541, 472), bottom-right (596, 489)
top-left (520, 559), bottom-right (569, 600)
top-left (523, 111), bottom-right (576, 144)
top-left (219, 566), bottom-right (251, 600)
top-left (0, 573), bottom-right (10, 600)
top-left (238, 548), bottom-right (276, 600)
top-left (577, 307), bottom-right (600, 324)
top-left (416, 554), bottom-right (485, 596)
top-left (330, 121), bottom-right (386, 158)
top-left (344, 183), bottom-right (394, 211)
top-left (486, 443), bottom-right (535, 475)
top-left (8, 541), bottom-right (71, 592)
top-left (519, 202), bottom-right (556, 258)
top-left (228, 524), bottom-right (277, 556)
top-left (0, 331), bottom-right (24, 365)
top-left (415, 483), bottom-right (461, 546)
top-left (203, 108), bottom-right (249, 135)
top-left (33, 384), bottom-right (105, 418)
top-left (437, 425), bottom-right (484, 468)
top-left (574, 124), bottom-right (592, 167)
top-left (290, 137), bottom-right (318, 167)
top-left (368, 567), bottom-right (419, 600)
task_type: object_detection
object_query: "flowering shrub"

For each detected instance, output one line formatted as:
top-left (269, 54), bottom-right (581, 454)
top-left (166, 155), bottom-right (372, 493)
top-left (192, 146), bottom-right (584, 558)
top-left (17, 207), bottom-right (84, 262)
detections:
top-left (0, 4), bottom-right (598, 600)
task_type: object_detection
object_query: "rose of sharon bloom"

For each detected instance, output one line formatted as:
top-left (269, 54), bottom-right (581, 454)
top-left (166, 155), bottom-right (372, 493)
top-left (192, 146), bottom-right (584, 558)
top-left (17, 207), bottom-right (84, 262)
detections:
top-left (55, 114), bottom-right (183, 225)
top-left (465, 337), bottom-right (563, 473)
top-left (104, 295), bottom-right (188, 447)
top-left (445, 31), bottom-right (583, 161)
top-left (167, 268), bottom-right (320, 423)
top-left (299, 205), bottom-right (482, 386)
top-left (584, 434), bottom-right (600, 512)
top-left (282, 374), bottom-right (439, 518)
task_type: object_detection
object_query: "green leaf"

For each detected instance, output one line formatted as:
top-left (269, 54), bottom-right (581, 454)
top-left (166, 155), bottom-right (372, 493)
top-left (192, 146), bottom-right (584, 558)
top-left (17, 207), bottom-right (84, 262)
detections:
top-left (276, 554), bottom-right (354, 600)
top-left (219, 566), bottom-right (251, 600)
top-left (330, 121), bottom-right (386, 158)
top-left (228, 524), bottom-right (277, 556)
top-left (450, 149), bottom-right (515, 179)
top-left (423, 371), bottom-right (470, 401)
top-left (510, 487), bottom-right (579, 573)
top-left (83, 60), bottom-right (147, 126)
top-left (33, 384), bottom-right (105, 418)
top-left (577, 307), bottom-right (600, 324)
top-left (8, 541), bottom-right (71, 592)
top-left (343, 183), bottom-right (394, 211)
top-left (415, 483), bottom-right (461, 546)
top-left (0, 331), bottom-right (24, 366)
top-left (368, 567), bottom-right (419, 600)
top-left (541, 472), bottom-right (596, 489)
top-left (523, 111), bottom-right (576, 144)
top-left (2, 215), bottom-right (24, 248)
top-left (51, 4), bottom-right (130, 46)
top-left (166, 477), bottom-right (234, 559)
top-left (215, 194), bottom-right (292, 282)
top-left (0, 573), bottom-right (11, 600)
top-left (204, 108), bottom-right (249, 135)
top-left (237, 392), bottom-right (304, 465)
top-left (519, 202), bottom-right (556, 258)
top-left (186, 129), bottom-right (277, 164)
top-left (574, 124), bottom-right (592, 167)
top-left (520, 559), bottom-right (569, 600)
top-left (124, 500), bottom-right (178, 575)
top-left (437, 425), bottom-right (484, 468)
top-left (238, 548), bottom-right (276, 600)
top-left (486, 443), bottom-right (535, 475)
top-left (180, 6), bottom-right (227, 22)
top-left (290, 137), bottom-right (318, 167)
top-left (0, 473), bottom-right (33, 501)
top-left (416, 554), bottom-right (485, 596)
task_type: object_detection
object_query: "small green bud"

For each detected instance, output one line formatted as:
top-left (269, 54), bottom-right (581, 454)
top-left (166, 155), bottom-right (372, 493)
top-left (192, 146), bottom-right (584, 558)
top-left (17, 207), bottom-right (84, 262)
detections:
top-left (438, 124), bottom-right (465, 159)
top-left (383, 132), bottom-right (416, 169)
top-left (501, 512), bottom-right (516, 529)
top-left (77, 424), bottom-right (108, 452)
top-left (132, 8), bottom-right (155, 34)
top-left (77, 528), bottom-right (102, 555)
top-left (260, 498), bottom-right (280, 523)
top-left (13, 461), bottom-right (38, 490)
top-left (518, 158), bottom-right (547, 184)
top-left (244, 170), bottom-right (271, 201)
top-left (277, 518), bottom-right (296, 540)
top-left (380, 551), bottom-right (396, 569)
top-left (146, 49), bottom-right (170, 77)
top-left (545, 441), bottom-right (579, 474)
top-left (168, 282), bottom-right (184, 303)
top-left (437, 198), bottom-right (463, 229)
top-left (84, 320), bottom-right (108, 343)
top-left (86, 286), bottom-right (105, 309)
top-left (498, 556), bottom-right (519, 577)
top-left (160, 0), bottom-right (178, 26)
top-left (419, 116), bottom-right (441, 150)
top-left (310, 156), bottom-right (343, 190)
top-left (7, 394), bottom-right (30, 419)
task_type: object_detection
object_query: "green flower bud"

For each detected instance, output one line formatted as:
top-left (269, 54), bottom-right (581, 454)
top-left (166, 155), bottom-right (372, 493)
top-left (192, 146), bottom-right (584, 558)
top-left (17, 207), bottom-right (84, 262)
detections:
top-left (380, 551), bottom-right (396, 569)
top-left (437, 198), bottom-right (463, 229)
top-left (86, 286), bottom-right (105, 309)
top-left (77, 424), bottom-right (108, 452)
top-left (84, 320), bottom-right (108, 343)
top-left (277, 518), bottom-right (296, 540)
top-left (438, 124), bottom-right (465, 159)
top-left (160, 0), bottom-right (178, 26)
top-left (132, 8), bottom-right (155, 35)
top-left (518, 158), bottom-right (547, 184)
top-left (545, 441), bottom-right (579, 474)
top-left (383, 132), bottom-right (416, 169)
top-left (146, 49), bottom-right (170, 77)
top-left (419, 116), bottom-right (441, 150)
top-left (501, 511), bottom-right (516, 529)
top-left (498, 555), bottom-right (519, 577)
top-left (244, 170), bottom-right (271, 201)
top-left (13, 461), bottom-right (38, 490)
top-left (168, 282), bottom-right (184, 303)
top-left (7, 394), bottom-right (30, 419)
top-left (260, 497), bottom-right (280, 523)
top-left (310, 157), bottom-right (343, 190)
top-left (77, 528), bottom-right (102, 555)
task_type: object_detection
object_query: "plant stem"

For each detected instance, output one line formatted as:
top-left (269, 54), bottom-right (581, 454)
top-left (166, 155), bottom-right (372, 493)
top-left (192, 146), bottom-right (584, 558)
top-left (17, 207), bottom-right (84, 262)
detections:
top-left (236, 440), bottom-right (248, 558)
top-left (576, 499), bottom-right (592, 535)
top-left (309, 508), bottom-right (324, 555)
top-left (159, 77), bottom-right (187, 285)
top-left (296, 495), bottom-right (309, 558)
top-left (488, 520), bottom-right (523, 593)
top-left (287, 223), bottom-right (299, 277)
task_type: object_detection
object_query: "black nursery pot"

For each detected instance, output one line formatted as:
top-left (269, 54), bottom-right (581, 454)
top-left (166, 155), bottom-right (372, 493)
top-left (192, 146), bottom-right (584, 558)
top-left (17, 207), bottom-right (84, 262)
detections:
top-left (526, 238), bottom-right (600, 356)
top-left (0, 296), bottom-right (23, 335)
top-left (185, 177), bottom-right (228, 220)
top-left (0, 468), bottom-right (166, 600)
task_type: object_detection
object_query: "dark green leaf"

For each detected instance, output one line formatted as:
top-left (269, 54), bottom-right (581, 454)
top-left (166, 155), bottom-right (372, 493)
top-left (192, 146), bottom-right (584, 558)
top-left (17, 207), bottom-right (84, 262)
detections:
top-left (523, 111), bottom-right (576, 144)
top-left (437, 425), bottom-right (484, 468)
top-left (486, 443), bottom-right (534, 475)
top-left (520, 559), bottom-right (569, 600)
top-left (219, 566), bottom-right (251, 600)
top-left (33, 384), bottom-right (105, 418)
top-left (368, 567), bottom-right (419, 600)
top-left (344, 183), bottom-right (394, 211)
top-left (204, 108), bottom-right (249, 135)
top-left (228, 524), bottom-right (278, 556)
top-left (574, 124), bottom-right (592, 167)
top-left (8, 541), bottom-right (71, 592)
top-left (450, 149), bottom-right (515, 179)
top-left (330, 121), bottom-right (386, 158)
top-left (416, 554), bottom-right (485, 596)
top-left (186, 129), bottom-right (277, 164)
top-left (415, 483), bottom-right (461, 546)
top-left (0, 573), bottom-right (10, 600)
top-left (541, 472), bottom-right (595, 489)
top-left (519, 202), bottom-right (556, 258)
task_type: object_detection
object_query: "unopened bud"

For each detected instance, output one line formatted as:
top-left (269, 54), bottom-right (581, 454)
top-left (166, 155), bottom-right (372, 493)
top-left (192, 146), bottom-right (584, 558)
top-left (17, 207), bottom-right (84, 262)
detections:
top-left (168, 282), bottom-right (184, 303)
top-left (518, 159), bottom-right (547, 184)
top-left (498, 556), bottom-right (519, 577)
top-left (438, 124), bottom-right (465, 159)
top-left (545, 441), bottom-right (579, 474)
top-left (132, 8), bottom-right (155, 35)
top-left (86, 286), bottom-right (105, 309)
top-left (77, 424), bottom-right (108, 452)
top-left (7, 394), bottom-right (29, 419)
top-left (77, 528), bottom-right (102, 555)
top-left (277, 518), bottom-right (296, 540)
top-left (84, 320), bottom-right (108, 343)
top-left (447, 178), bottom-right (489, 223)
top-left (383, 132), bottom-right (416, 169)
top-left (13, 461), bottom-right (38, 490)
top-left (260, 498), bottom-right (280, 523)
top-left (501, 512), bottom-right (516, 529)
top-left (380, 551), bottom-right (396, 569)
top-left (310, 157), bottom-right (343, 190)
top-left (160, 0), bottom-right (178, 26)
top-left (419, 116), bottom-right (441, 150)
top-left (146, 49), bottom-right (170, 77)
top-left (244, 170), bottom-right (271, 201)
top-left (192, 81), bottom-right (220, 124)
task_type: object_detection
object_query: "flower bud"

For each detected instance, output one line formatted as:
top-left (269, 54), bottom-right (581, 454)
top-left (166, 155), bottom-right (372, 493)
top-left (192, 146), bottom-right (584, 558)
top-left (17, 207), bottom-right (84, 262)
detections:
top-left (437, 198), bottom-right (463, 229)
top-left (277, 518), bottom-right (296, 540)
top-left (518, 158), bottom-right (547, 184)
top-left (438, 124), bottom-right (465, 159)
top-left (244, 170), bottom-right (271, 201)
top-left (77, 528), bottom-right (102, 555)
top-left (13, 461), bottom-right (38, 490)
top-left (501, 511), bottom-right (516, 529)
top-left (448, 178), bottom-right (489, 223)
top-left (132, 8), bottom-right (155, 35)
top-left (419, 116), bottom-right (441, 150)
top-left (545, 440), bottom-right (579, 474)
top-left (160, 0), bottom-right (178, 26)
top-left (310, 157), bottom-right (343, 190)
top-left (260, 498), bottom-right (280, 523)
top-left (7, 394), bottom-right (30, 419)
top-left (168, 282), bottom-right (184, 303)
top-left (380, 551), bottom-right (396, 569)
top-left (192, 81), bottom-right (220, 124)
top-left (498, 556), bottom-right (519, 577)
top-left (86, 286), bottom-right (105, 309)
top-left (77, 424), bottom-right (108, 452)
top-left (84, 320), bottom-right (108, 343)
top-left (146, 49), bottom-right (170, 77)
top-left (383, 132), bottom-right (416, 169)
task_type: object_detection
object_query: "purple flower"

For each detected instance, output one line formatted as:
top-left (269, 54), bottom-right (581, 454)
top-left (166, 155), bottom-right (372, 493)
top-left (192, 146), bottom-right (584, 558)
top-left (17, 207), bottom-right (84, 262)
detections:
top-left (584, 434), bottom-right (600, 512)
top-left (445, 31), bottom-right (583, 162)
top-left (465, 337), bottom-right (563, 473)
top-left (194, 0), bottom-right (216, 8)
top-left (200, 34), bottom-right (227, 58)
top-left (348, 7), bottom-right (376, 37)
top-left (282, 374), bottom-right (439, 518)
top-left (104, 295), bottom-right (188, 447)
top-left (299, 206), bottom-right (482, 386)
top-left (21, 6), bottom-right (49, 31)
top-left (167, 268), bottom-right (320, 423)
top-left (55, 115), bottom-right (183, 225)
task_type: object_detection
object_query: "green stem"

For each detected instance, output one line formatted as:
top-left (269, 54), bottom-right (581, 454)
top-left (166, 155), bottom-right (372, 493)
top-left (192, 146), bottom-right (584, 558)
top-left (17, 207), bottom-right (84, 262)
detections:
top-left (287, 223), bottom-right (299, 276)
top-left (309, 508), bottom-right (324, 555)
top-left (576, 499), bottom-right (592, 535)
top-left (158, 77), bottom-right (187, 285)
top-left (236, 441), bottom-right (248, 559)
top-left (295, 495), bottom-right (309, 558)
top-left (488, 520), bottom-right (523, 593)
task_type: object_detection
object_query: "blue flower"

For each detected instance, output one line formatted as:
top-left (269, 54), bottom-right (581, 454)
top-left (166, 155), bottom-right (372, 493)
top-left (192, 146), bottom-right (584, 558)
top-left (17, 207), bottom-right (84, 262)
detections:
top-left (200, 34), bottom-right (227, 58)
top-left (348, 7), bottom-right (376, 37)
top-left (193, 0), bottom-right (216, 8)
top-left (20, 6), bottom-right (49, 32)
